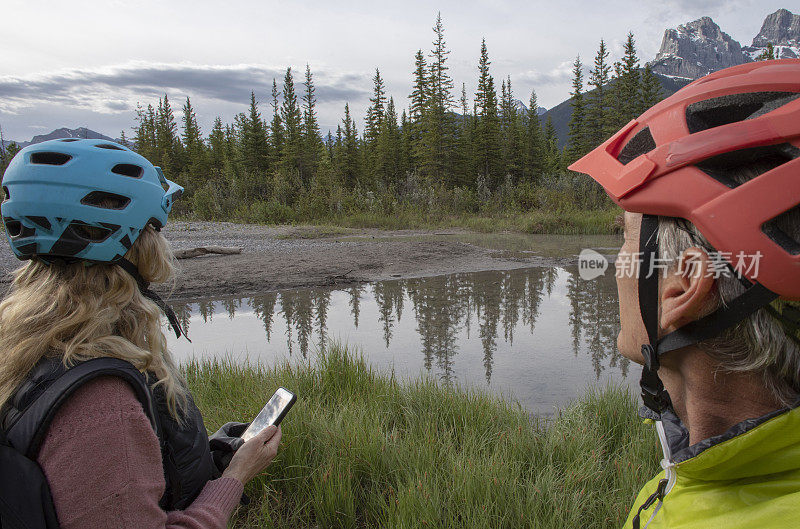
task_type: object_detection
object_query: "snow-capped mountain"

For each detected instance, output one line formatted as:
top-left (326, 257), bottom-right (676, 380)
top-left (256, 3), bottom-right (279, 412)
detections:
top-left (743, 8), bottom-right (800, 60)
top-left (649, 17), bottom-right (748, 80)
top-left (512, 99), bottom-right (547, 116)
top-left (649, 9), bottom-right (799, 80)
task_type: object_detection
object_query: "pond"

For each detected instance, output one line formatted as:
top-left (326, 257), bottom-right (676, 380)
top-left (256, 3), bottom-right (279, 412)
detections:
top-left (168, 262), bottom-right (636, 415)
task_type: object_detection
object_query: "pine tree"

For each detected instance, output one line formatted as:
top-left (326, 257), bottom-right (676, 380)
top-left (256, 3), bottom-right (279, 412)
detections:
top-left (639, 64), bottom-right (664, 113)
top-left (180, 97), bottom-right (207, 194)
top-left (340, 103), bottom-right (360, 189)
top-left (454, 83), bottom-right (474, 186)
top-left (499, 76), bottom-right (523, 181)
top-left (154, 94), bottom-right (182, 176)
top-left (280, 67), bottom-right (303, 173)
top-left (301, 64), bottom-right (323, 183)
top-left (566, 56), bottom-right (588, 162)
top-left (240, 91), bottom-right (270, 175)
top-left (419, 13), bottom-right (457, 184)
top-left (208, 117), bottom-right (227, 173)
top-left (473, 38), bottom-right (502, 189)
top-left (409, 49), bottom-right (429, 170)
top-left (524, 89), bottom-right (544, 182)
top-left (609, 61), bottom-right (626, 131)
top-left (376, 97), bottom-right (402, 190)
top-left (586, 40), bottom-right (612, 148)
top-left (365, 68), bottom-right (387, 145)
top-left (757, 42), bottom-right (776, 61)
top-left (269, 79), bottom-right (284, 167)
top-left (543, 116), bottom-right (562, 173)
top-left (616, 33), bottom-right (641, 126)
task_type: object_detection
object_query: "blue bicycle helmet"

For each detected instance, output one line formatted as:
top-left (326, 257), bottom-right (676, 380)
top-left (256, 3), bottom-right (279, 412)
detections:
top-left (1, 138), bottom-right (183, 263)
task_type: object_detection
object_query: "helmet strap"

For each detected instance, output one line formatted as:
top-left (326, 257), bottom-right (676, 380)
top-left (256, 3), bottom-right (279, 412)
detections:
top-left (638, 215), bottom-right (672, 414)
top-left (636, 214), bottom-right (779, 415)
top-left (116, 258), bottom-right (189, 342)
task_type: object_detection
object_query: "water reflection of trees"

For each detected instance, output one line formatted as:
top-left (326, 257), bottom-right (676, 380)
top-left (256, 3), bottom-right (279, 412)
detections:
top-left (170, 266), bottom-right (626, 380)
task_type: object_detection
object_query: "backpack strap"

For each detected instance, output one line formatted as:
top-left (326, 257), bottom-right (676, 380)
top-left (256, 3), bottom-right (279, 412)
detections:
top-left (5, 357), bottom-right (159, 459)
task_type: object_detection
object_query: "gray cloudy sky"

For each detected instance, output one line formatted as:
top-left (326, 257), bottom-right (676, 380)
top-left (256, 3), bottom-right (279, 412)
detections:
top-left (0, 0), bottom-right (790, 142)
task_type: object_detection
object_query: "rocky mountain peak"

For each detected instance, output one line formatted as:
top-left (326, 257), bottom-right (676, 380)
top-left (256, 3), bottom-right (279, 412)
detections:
top-left (650, 16), bottom-right (747, 80)
top-left (745, 8), bottom-right (800, 59)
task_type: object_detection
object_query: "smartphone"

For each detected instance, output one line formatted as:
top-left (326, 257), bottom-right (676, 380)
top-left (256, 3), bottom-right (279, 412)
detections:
top-left (240, 387), bottom-right (297, 442)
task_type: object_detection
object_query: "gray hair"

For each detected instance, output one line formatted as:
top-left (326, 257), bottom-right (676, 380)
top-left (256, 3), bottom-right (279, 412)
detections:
top-left (657, 170), bottom-right (800, 406)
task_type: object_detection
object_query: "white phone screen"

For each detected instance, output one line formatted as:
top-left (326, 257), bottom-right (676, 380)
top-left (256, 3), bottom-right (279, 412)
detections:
top-left (240, 387), bottom-right (295, 442)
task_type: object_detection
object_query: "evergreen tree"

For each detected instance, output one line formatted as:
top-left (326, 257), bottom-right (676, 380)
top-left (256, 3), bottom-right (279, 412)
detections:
top-left (586, 40), bottom-right (612, 148)
top-left (240, 91), bottom-right (270, 175)
top-left (181, 97), bottom-right (207, 193)
top-left (542, 116), bottom-right (561, 173)
top-left (454, 82), bottom-right (475, 186)
top-left (302, 64), bottom-right (323, 182)
top-left (499, 76), bottom-right (523, 181)
top-left (269, 79), bottom-right (284, 167)
top-left (365, 68), bottom-right (387, 145)
top-left (409, 49), bottom-right (429, 170)
top-left (566, 56), bottom-right (588, 161)
top-left (208, 117), bottom-right (227, 172)
top-left (280, 67), bottom-right (303, 173)
top-left (419, 12), bottom-right (457, 184)
top-left (639, 64), bottom-right (664, 113)
top-left (133, 103), bottom-right (157, 160)
top-left (154, 95), bottom-right (182, 176)
top-left (524, 89), bottom-right (544, 182)
top-left (340, 103), bottom-right (360, 188)
top-left (473, 38), bottom-right (502, 189)
top-left (376, 97), bottom-right (403, 190)
top-left (757, 42), bottom-right (776, 61)
top-left (615, 33), bottom-right (641, 127)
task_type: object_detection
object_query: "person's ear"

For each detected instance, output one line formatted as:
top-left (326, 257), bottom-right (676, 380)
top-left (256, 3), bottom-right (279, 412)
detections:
top-left (660, 247), bottom-right (717, 332)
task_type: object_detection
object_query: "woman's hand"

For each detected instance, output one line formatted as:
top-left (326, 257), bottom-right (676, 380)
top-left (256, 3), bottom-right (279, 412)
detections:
top-left (221, 425), bottom-right (282, 485)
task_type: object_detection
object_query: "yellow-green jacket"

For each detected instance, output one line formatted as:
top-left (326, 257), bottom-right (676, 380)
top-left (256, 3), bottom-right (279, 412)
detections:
top-left (623, 405), bottom-right (800, 528)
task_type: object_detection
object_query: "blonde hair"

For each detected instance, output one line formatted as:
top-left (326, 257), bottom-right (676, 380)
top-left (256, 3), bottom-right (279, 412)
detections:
top-left (0, 226), bottom-right (188, 418)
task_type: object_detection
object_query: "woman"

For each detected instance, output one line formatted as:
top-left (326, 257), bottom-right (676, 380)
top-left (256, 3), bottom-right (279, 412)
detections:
top-left (0, 139), bottom-right (279, 528)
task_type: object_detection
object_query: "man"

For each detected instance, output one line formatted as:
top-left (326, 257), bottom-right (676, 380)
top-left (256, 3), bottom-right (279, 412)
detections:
top-left (570, 59), bottom-right (800, 528)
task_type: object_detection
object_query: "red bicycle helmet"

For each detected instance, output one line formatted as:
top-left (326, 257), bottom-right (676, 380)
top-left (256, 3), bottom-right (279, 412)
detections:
top-left (571, 59), bottom-right (800, 299)
top-left (570, 59), bottom-right (800, 414)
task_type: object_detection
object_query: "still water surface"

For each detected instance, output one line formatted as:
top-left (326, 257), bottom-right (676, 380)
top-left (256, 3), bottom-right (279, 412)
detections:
top-left (168, 263), bottom-right (636, 415)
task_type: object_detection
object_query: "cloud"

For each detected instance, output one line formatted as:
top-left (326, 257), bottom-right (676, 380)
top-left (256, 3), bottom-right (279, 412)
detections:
top-left (0, 62), bottom-right (369, 115)
top-left (515, 60), bottom-right (574, 87)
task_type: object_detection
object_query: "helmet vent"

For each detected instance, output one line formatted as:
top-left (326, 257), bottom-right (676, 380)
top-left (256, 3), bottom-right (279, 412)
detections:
top-left (696, 143), bottom-right (800, 189)
top-left (2, 187), bottom-right (9, 201)
top-left (60, 139), bottom-right (80, 142)
top-left (80, 191), bottom-right (131, 210)
top-left (95, 144), bottom-right (124, 151)
top-left (617, 127), bottom-right (656, 165)
top-left (4, 219), bottom-right (21, 237)
top-left (69, 222), bottom-right (112, 243)
top-left (30, 152), bottom-right (72, 165)
top-left (763, 204), bottom-right (800, 256)
top-left (686, 92), bottom-right (800, 134)
top-left (111, 163), bottom-right (143, 178)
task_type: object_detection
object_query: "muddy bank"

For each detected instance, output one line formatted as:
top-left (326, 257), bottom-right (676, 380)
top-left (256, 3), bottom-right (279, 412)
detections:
top-left (0, 221), bottom-right (621, 301)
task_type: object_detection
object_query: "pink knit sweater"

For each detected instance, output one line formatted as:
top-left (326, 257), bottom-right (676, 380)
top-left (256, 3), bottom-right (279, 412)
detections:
top-left (36, 376), bottom-right (244, 529)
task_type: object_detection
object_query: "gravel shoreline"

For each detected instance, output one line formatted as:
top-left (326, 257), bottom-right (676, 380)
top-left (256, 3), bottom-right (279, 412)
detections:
top-left (0, 221), bottom-right (605, 301)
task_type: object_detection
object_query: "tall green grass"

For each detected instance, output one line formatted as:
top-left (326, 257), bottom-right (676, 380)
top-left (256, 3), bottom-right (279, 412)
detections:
top-left (185, 344), bottom-right (658, 528)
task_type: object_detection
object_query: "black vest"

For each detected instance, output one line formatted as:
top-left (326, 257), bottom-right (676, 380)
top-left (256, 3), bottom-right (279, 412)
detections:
top-left (1, 357), bottom-right (215, 511)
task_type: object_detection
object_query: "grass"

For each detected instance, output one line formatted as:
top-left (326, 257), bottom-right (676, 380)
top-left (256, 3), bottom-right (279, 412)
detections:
top-left (217, 208), bottom-right (621, 236)
top-left (186, 343), bottom-right (659, 529)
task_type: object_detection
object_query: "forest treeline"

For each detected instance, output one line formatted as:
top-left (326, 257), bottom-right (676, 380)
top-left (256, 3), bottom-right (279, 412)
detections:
top-left (1, 15), bottom-right (682, 230)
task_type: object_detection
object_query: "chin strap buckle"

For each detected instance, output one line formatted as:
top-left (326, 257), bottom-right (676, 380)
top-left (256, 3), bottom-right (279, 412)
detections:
top-left (632, 478), bottom-right (669, 529)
